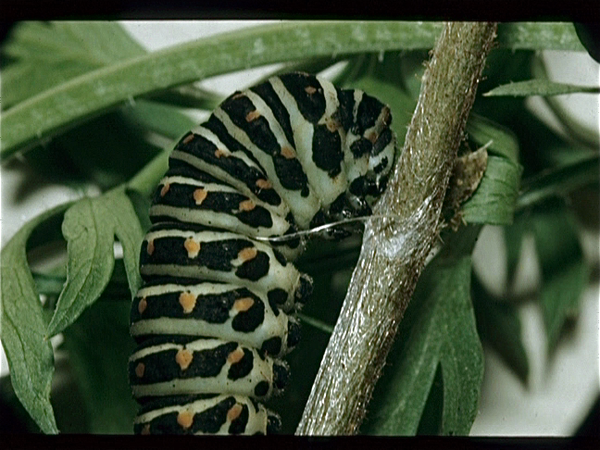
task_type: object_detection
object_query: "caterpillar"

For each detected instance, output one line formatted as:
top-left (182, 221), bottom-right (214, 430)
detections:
top-left (128, 72), bottom-right (396, 435)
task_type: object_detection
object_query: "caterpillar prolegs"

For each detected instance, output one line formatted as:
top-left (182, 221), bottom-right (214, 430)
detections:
top-left (129, 72), bottom-right (396, 434)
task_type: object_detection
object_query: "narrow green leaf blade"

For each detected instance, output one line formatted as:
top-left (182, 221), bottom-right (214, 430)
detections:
top-left (0, 203), bottom-right (74, 434)
top-left (529, 54), bottom-right (600, 149)
top-left (46, 188), bottom-right (144, 337)
top-left (439, 334), bottom-right (483, 435)
top-left (1, 21), bottom-right (443, 160)
top-left (3, 21), bottom-right (586, 160)
top-left (484, 79), bottom-right (600, 97)
top-left (531, 201), bottom-right (590, 351)
top-left (112, 193), bottom-right (145, 298)
top-left (517, 154), bottom-right (600, 212)
top-left (539, 259), bottom-right (589, 352)
top-left (497, 23), bottom-right (586, 51)
top-left (462, 155), bottom-right (523, 226)
top-left (503, 215), bottom-right (527, 290)
top-left (472, 276), bottom-right (529, 383)
top-left (438, 267), bottom-right (484, 433)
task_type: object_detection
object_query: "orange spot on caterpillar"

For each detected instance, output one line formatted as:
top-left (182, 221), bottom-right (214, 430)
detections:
top-left (160, 183), bottom-right (170, 197)
top-left (177, 410), bottom-right (194, 429)
top-left (367, 132), bottom-right (377, 144)
top-left (227, 404), bottom-right (243, 422)
top-left (193, 189), bottom-right (208, 205)
top-left (304, 86), bottom-right (317, 95)
top-left (135, 363), bottom-right (145, 378)
top-left (176, 349), bottom-right (193, 370)
top-left (238, 247), bottom-right (257, 262)
top-left (280, 146), bottom-right (296, 160)
top-left (183, 134), bottom-right (195, 145)
top-left (256, 179), bottom-right (272, 190)
top-left (215, 148), bottom-right (229, 158)
top-left (146, 240), bottom-right (154, 255)
top-left (233, 297), bottom-right (254, 312)
top-left (179, 292), bottom-right (197, 314)
top-left (325, 116), bottom-right (340, 132)
top-left (239, 199), bottom-right (255, 211)
top-left (138, 297), bottom-right (148, 314)
top-left (246, 110), bottom-right (261, 122)
top-left (184, 237), bottom-right (200, 258)
top-left (228, 347), bottom-right (245, 364)
top-left (141, 424), bottom-right (151, 435)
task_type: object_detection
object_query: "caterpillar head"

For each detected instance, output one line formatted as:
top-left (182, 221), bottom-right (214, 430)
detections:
top-left (346, 95), bottom-right (397, 207)
top-left (364, 103), bottom-right (396, 196)
top-left (314, 97), bottom-right (396, 238)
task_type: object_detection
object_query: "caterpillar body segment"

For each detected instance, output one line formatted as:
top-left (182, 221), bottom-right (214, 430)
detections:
top-left (133, 394), bottom-right (281, 435)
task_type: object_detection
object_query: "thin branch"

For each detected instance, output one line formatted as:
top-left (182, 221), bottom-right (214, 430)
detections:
top-left (296, 22), bottom-right (498, 435)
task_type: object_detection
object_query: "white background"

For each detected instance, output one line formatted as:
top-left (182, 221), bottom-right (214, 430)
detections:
top-left (1, 21), bottom-right (598, 435)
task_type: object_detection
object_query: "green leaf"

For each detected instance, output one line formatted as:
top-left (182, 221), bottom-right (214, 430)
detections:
top-left (2, 21), bottom-right (146, 109)
top-left (473, 50), bottom-right (535, 126)
top-left (1, 203), bottom-right (75, 434)
top-left (540, 261), bottom-right (589, 353)
top-left (530, 54), bottom-right (600, 150)
top-left (1, 21), bottom-right (444, 161)
top-left (484, 79), bottom-right (600, 97)
top-left (467, 113), bottom-right (520, 164)
top-left (3, 21), bottom-right (587, 161)
top-left (46, 188), bottom-right (144, 337)
top-left (363, 227), bottom-right (484, 435)
top-left (503, 215), bottom-right (527, 289)
top-left (61, 300), bottom-right (138, 433)
top-left (530, 200), bottom-right (590, 352)
top-left (517, 154), bottom-right (600, 212)
top-left (472, 275), bottom-right (529, 383)
top-left (34, 259), bottom-right (133, 302)
top-left (496, 23), bottom-right (586, 51)
top-left (462, 155), bottom-right (523, 226)
top-left (0, 373), bottom-right (44, 432)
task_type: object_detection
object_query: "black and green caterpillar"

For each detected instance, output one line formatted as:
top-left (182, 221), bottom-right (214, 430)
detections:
top-left (129, 72), bottom-right (396, 434)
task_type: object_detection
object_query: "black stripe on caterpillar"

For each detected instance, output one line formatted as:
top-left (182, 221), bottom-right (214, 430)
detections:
top-left (129, 72), bottom-right (396, 435)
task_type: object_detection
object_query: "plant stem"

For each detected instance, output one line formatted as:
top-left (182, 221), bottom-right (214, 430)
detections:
top-left (295, 22), bottom-right (498, 436)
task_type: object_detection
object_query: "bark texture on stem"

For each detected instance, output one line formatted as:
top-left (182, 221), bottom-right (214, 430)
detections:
top-left (295, 22), bottom-right (498, 435)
